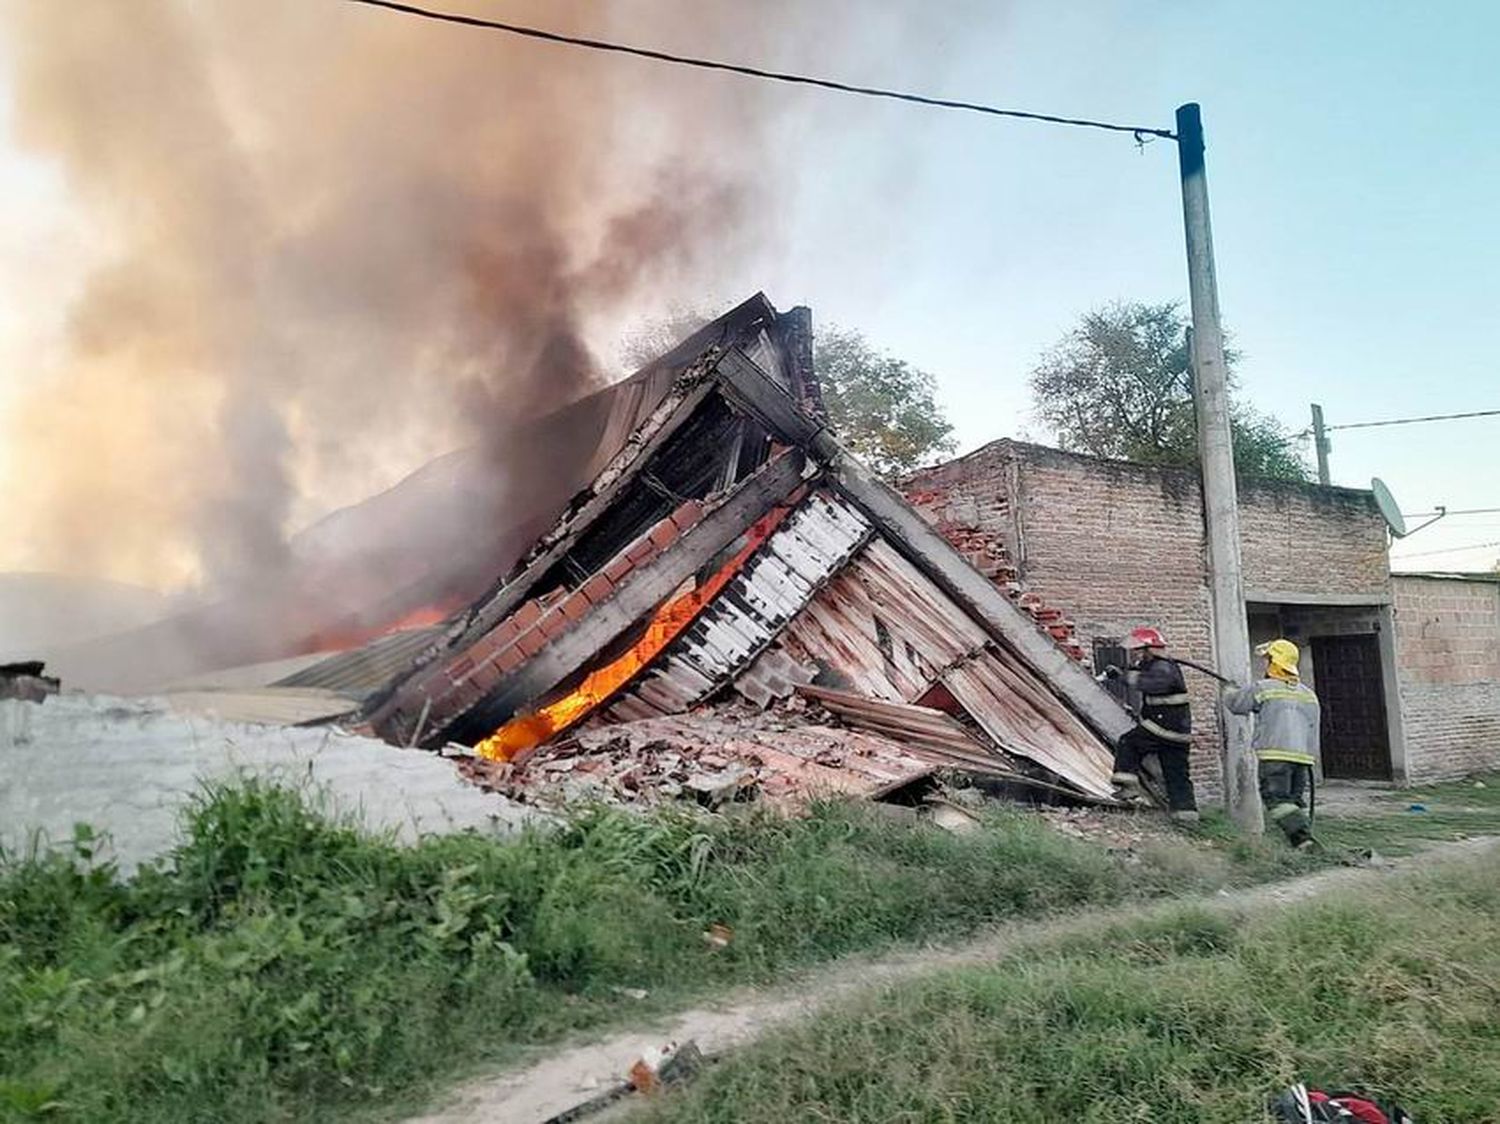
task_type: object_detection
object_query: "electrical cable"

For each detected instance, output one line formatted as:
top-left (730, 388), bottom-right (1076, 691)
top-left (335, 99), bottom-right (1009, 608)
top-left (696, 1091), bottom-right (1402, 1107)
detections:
top-left (344, 0), bottom-right (1177, 140)
top-left (1323, 408), bottom-right (1500, 433)
top-left (1392, 539), bottom-right (1500, 560)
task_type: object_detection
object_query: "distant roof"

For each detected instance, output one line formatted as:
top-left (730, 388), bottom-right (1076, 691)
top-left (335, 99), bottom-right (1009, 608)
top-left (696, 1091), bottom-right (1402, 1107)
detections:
top-left (1393, 570), bottom-right (1500, 584)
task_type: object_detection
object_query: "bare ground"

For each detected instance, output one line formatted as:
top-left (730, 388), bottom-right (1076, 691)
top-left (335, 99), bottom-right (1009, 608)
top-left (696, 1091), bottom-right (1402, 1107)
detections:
top-left (406, 834), bottom-right (1500, 1124)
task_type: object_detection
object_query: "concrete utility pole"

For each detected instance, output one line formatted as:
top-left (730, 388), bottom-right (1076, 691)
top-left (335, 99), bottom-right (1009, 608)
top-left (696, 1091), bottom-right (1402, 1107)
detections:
top-left (1311, 403), bottom-right (1332, 486)
top-left (1175, 102), bottom-right (1262, 833)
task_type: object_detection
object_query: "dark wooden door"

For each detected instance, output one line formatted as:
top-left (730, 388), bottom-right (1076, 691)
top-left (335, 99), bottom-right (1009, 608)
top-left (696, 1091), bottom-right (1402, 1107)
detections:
top-left (1310, 634), bottom-right (1391, 780)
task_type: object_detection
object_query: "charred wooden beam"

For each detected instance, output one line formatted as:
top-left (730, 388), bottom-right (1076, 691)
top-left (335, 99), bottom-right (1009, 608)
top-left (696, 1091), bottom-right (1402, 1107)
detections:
top-left (434, 449), bottom-right (812, 746)
top-left (713, 348), bottom-right (831, 451)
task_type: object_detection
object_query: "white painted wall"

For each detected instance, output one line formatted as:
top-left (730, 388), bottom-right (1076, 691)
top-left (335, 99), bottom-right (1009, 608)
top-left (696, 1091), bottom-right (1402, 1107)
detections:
top-left (1, 693), bottom-right (534, 871)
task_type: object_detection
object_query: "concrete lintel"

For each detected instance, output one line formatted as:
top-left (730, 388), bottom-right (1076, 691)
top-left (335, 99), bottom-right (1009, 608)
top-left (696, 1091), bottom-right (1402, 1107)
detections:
top-left (827, 455), bottom-right (1133, 745)
top-left (1246, 589), bottom-right (1391, 608)
top-left (435, 450), bottom-right (809, 745)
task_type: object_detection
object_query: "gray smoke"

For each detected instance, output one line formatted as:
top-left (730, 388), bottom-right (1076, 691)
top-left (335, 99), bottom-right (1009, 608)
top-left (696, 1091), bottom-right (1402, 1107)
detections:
top-left (0, 0), bottom-right (995, 602)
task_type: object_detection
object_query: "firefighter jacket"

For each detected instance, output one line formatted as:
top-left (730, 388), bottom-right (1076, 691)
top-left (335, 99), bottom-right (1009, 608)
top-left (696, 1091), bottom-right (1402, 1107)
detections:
top-left (1223, 677), bottom-right (1321, 766)
top-left (1125, 656), bottom-right (1192, 746)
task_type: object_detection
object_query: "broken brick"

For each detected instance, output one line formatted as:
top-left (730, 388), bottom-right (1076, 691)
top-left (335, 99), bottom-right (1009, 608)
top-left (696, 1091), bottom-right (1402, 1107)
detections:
top-left (648, 519), bottom-right (679, 550)
top-left (493, 645), bottom-right (525, 674)
top-left (582, 573), bottom-right (614, 605)
top-left (510, 600), bottom-right (543, 632)
top-left (670, 499), bottom-right (705, 530)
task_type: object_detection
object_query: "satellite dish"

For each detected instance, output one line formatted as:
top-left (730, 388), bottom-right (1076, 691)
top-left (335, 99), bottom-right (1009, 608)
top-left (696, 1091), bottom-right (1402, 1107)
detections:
top-left (1371, 477), bottom-right (1407, 538)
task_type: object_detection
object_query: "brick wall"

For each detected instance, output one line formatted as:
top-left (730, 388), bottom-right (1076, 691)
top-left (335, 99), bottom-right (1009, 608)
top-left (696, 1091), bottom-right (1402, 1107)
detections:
top-left (903, 440), bottom-right (1397, 800)
top-left (1393, 575), bottom-right (1500, 782)
top-left (1005, 445), bottom-right (1225, 795)
top-left (1238, 478), bottom-right (1390, 597)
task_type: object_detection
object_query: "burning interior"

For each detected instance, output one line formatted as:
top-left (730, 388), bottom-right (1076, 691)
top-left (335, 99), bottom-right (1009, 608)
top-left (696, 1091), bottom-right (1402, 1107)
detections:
top-left (261, 293), bottom-right (1134, 809)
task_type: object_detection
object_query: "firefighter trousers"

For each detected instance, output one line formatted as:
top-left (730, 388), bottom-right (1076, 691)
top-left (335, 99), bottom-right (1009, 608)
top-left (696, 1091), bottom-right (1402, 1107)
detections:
top-left (1259, 760), bottom-right (1313, 844)
top-left (1113, 727), bottom-right (1197, 813)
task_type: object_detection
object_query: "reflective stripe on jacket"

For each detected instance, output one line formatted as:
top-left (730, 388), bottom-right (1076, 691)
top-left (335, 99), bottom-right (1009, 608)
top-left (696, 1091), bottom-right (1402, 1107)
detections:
top-left (1223, 677), bottom-right (1320, 766)
top-left (1127, 656), bottom-right (1192, 744)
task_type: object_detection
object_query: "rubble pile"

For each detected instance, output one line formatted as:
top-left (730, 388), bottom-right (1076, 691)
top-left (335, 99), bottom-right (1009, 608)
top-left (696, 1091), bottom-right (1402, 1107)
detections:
top-left (456, 704), bottom-right (934, 810)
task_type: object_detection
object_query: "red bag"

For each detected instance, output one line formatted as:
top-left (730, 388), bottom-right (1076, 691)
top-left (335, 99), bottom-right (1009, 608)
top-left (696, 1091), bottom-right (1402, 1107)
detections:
top-left (1309, 1090), bottom-right (1394, 1124)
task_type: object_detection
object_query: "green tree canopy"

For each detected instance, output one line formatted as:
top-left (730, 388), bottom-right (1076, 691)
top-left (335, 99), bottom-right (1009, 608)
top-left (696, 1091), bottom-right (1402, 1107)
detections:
top-left (1029, 301), bottom-right (1308, 481)
top-left (814, 327), bottom-right (955, 475)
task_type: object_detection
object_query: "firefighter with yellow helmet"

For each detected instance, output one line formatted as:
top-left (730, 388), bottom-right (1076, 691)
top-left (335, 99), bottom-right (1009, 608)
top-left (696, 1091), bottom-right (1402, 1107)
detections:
top-left (1224, 638), bottom-right (1322, 849)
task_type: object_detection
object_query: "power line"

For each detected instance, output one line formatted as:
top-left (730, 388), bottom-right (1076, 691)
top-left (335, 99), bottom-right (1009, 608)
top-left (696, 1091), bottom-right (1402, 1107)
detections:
top-left (1324, 408), bottom-right (1500, 433)
top-left (344, 0), bottom-right (1177, 141)
top-left (1392, 539), bottom-right (1500, 560)
top-left (1401, 507), bottom-right (1500, 518)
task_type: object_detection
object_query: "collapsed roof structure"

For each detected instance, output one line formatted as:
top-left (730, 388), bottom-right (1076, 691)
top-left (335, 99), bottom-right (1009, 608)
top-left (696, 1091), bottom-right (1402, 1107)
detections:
top-left (285, 293), bottom-right (1133, 804)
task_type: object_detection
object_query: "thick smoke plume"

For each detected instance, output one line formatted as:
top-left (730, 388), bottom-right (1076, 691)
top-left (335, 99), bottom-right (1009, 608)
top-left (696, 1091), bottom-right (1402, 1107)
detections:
top-left (0, 0), bottom-right (996, 683)
top-left (0, 0), bottom-right (812, 591)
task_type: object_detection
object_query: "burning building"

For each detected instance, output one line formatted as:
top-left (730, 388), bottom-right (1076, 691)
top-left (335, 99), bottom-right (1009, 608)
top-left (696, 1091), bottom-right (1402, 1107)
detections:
top-left (266, 294), bottom-right (1133, 807)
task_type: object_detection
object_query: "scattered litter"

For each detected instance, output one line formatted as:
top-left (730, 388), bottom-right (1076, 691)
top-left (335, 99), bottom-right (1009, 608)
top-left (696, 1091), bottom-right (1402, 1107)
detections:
top-left (1476, 781), bottom-right (1487, 790)
top-left (627, 1039), bottom-right (703, 1095)
top-left (1407, 804), bottom-right (1428, 813)
top-left (610, 986), bottom-right (649, 1001)
top-left (703, 923), bottom-right (733, 950)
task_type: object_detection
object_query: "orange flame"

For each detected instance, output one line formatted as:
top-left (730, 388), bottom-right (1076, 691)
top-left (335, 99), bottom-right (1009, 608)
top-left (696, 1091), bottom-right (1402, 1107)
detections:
top-left (475, 504), bottom-right (792, 760)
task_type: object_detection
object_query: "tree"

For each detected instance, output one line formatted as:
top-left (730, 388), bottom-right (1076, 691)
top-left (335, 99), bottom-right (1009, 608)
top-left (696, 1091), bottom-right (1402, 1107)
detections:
top-left (1029, 301), bottom-right (1309, 481)
top-left (814, 327), bottom-right (955, 475)
top-left (625, 311), bottom-right (955, 477)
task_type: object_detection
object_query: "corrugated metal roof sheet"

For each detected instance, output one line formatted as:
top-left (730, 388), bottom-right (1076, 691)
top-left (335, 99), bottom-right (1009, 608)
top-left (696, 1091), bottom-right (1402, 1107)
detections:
top-left (275, 626), bottom-right (446, 698)
top-left (605, 491), bottom-right (872, 719)
top-left (162, 687), bottom-right (359, 727)
top-left (744, 537), bottom-right (1116, 798)
top-left (943, 651), bottom-right (1115, 798)
top-left (770, 538), bottom-right (988, 702)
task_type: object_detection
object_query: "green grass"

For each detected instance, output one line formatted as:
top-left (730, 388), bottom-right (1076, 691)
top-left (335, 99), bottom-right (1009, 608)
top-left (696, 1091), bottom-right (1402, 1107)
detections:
top-left (4, 776), bottom-right (1490, 1124)
top-left (0, 780), bottom-right (1225, 1124)
top-left (1318, 773), bottom-right (1500, 855)
top-left (636, 850), bottom-right (1500, 1124)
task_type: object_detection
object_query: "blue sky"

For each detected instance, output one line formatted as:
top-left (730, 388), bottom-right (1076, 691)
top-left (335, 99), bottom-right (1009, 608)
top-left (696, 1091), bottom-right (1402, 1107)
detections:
top-left (751, 1), bottom-right (1500, 571)
top-left (2, 2), bottom-right (1496, 575)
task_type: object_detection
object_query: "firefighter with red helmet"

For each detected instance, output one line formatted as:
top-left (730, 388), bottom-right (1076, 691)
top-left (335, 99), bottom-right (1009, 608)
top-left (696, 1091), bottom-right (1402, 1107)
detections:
top-left (1102, 626), bottom-right (1199, 822)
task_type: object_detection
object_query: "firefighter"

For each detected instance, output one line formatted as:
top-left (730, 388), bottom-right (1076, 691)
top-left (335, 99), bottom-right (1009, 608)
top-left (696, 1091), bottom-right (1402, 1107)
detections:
top-left (1224, 638), bottom-right (1322, 849)
top-left (1103, 626), bottom-right (1199, 823)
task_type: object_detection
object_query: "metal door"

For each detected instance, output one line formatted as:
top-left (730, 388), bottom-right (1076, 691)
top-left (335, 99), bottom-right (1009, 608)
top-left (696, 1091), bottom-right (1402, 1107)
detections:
top-left (1310, 634), bottom-right (1391, 780)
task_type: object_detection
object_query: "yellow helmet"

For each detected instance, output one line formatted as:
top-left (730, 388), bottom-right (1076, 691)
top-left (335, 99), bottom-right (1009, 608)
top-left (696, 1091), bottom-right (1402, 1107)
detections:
top-left (1255, 638), bottom-right (1300, 676)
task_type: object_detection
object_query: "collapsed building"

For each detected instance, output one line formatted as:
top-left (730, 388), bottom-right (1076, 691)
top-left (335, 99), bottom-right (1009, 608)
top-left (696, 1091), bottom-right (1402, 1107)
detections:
top-left (268, 294), bottom-right (1134, 808)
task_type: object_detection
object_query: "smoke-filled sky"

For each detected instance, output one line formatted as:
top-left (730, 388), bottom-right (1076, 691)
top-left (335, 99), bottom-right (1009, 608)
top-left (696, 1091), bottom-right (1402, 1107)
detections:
top-left (0, 0), bottom-right (993, 591)
top-left (2, 1), bottom-right (1497, 586)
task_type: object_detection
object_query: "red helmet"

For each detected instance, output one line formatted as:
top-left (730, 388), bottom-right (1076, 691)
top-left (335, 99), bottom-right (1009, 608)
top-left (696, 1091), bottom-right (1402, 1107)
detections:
top-left (1124, 626), bottom-right (1167, 650)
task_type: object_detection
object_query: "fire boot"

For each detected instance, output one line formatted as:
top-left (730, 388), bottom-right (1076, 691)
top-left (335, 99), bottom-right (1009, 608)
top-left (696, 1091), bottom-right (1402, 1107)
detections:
top-left (1110, 772), bottom-right (1152, 808)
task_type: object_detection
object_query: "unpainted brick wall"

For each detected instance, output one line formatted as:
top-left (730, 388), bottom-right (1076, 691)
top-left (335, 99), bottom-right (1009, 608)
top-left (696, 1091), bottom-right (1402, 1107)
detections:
top-left (1005, 445), bottom-right (1224, 796)
top-left (1393, 575), bottom-right (1500, 782)
top-left (1238, 478), bottom-right (1391, 597)
top-left (903, 440), bottom-right (1398, 801)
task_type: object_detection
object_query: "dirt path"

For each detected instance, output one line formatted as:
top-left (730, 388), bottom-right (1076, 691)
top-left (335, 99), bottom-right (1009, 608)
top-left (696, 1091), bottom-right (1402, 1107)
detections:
top-left (407, 836), bottom-right (1500, 1124)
